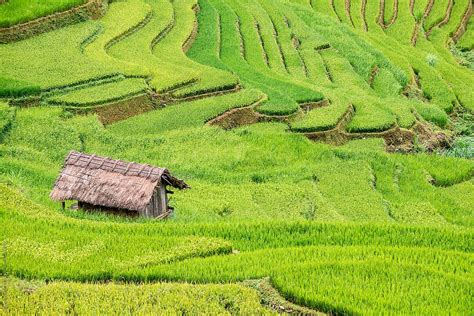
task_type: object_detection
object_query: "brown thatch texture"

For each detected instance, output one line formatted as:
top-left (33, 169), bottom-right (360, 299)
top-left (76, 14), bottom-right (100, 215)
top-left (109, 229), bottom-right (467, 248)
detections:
top-left (50, 151), bottom-right (188, 211)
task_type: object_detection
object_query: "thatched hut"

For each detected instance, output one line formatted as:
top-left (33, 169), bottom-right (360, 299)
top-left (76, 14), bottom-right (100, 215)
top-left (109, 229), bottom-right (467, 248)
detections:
top-left (50, 151), bottom-right (188, 218)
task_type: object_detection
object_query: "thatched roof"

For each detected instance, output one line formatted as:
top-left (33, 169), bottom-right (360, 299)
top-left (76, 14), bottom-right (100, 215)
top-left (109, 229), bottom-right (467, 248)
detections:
top-left (50, 151), bottom-right (188, 211)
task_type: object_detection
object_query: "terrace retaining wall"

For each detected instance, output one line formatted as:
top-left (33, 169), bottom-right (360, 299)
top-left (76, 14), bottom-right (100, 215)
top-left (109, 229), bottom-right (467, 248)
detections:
top-left (0, 0), bottom-right (108, 43)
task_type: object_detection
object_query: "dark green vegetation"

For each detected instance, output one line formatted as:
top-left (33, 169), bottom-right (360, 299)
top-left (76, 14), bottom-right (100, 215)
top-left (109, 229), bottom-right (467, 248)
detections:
top-left (0, 0), bottom-right (473, 314)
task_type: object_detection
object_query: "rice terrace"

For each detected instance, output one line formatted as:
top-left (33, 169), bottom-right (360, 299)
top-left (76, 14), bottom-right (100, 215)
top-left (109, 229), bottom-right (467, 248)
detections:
top-left (0, 0), bottom-right (473, 314)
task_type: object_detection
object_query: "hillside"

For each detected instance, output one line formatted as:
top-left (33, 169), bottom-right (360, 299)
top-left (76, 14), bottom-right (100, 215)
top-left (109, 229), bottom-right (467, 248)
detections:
top-left (0, 0), bottom-right (473, 314)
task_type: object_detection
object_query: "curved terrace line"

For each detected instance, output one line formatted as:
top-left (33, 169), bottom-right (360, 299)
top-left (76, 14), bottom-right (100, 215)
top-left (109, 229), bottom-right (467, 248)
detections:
top-left (377, 0), bottom-right (386, 28)
top-left (150, 1), bottom-right (176, 52)
top-left (330, 0), bottom-right (343, 22)
top-left (452, 0), bottom-right (472, 43)
top-left (410, 0), bottom-right (435, 46)
top-left (0, 0), bottom-right (108, 43)
top-left (361, 0), bottom-right (369, 32)
top-left (345, 0), bottom-right (356, 28)
top-left (269, 16), bottom-right (290, 74)
top-left (255, 18), bottom-right (270, 67)
top-left (377, 0), bottom-right (399, 30)
top-left (104, 10), bottom-right (154, 52)
top-left (182, 4), bottom-right (200, 53)
top-left (385, 0), bottom-right (399, 29)
top-left (426, 0), bottom-right (453, 38)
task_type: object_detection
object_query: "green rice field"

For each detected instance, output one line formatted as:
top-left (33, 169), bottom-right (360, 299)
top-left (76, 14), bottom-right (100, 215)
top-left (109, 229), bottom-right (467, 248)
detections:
top-left (0, 0), bottom-right (473, 314)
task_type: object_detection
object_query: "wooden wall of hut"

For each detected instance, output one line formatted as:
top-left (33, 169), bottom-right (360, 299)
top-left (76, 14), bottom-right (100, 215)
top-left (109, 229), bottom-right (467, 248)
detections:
top-left (142, 181), bottom-right (168, 218)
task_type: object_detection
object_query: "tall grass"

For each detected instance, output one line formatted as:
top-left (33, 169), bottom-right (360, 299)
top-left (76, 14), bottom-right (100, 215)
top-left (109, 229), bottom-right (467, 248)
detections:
top-left (3, 277), bottom-right (270, 314)
top-left (0, 102), bottom-right (15, 143)
top-left (1, 0), bottom-right (473, 313)
top-left (0, 93), bottom-right (472, 315)
top-left (0, 0), bottom-right (87, 27)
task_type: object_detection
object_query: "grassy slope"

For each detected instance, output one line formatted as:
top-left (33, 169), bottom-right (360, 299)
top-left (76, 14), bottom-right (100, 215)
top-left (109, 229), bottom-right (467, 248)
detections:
top-left (0, 0), bottom-right (473, 314)
top-left (0, 0), bottom-right (87, 27)
top-left (1, 100), bottom-right (472, 313)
